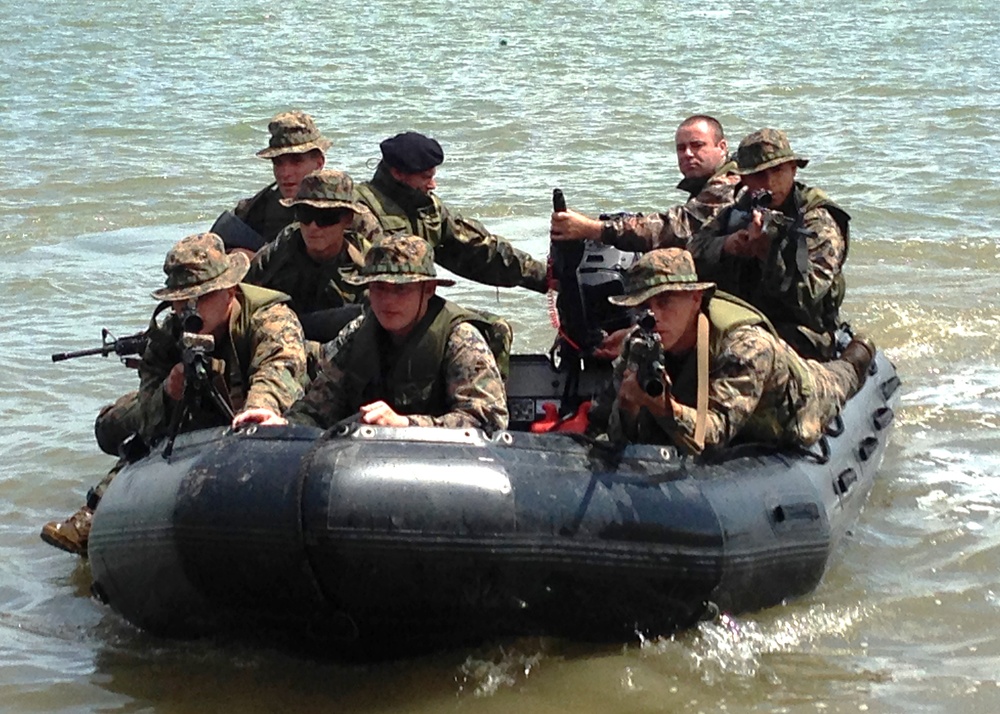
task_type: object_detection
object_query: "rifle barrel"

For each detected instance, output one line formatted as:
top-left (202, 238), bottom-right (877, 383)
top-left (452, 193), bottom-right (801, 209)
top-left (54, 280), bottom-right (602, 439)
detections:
top-left (51, 346), bottom-right (112, 362)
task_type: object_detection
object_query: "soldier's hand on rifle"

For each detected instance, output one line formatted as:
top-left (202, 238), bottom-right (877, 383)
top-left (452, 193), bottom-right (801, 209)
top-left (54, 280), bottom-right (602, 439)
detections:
top-left (232, 408), bottom-right (287, 428)
top-left (550, 208), bottom-right (602, 242)
top-left (747, 209), bottom-right (771, 260)
top-left (744, 210), bottom-right (773, 260)
top-left (164, 363), bottom-right (185, 402)
top-left (592, 327), bottom-right (630, 361)
top-left (723, 228), bottom-right (756, 257)
top-left (618, 367), bottom-right (672, 419)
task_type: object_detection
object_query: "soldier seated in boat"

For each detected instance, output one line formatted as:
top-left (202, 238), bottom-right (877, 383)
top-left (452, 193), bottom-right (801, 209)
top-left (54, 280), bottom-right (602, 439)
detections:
top-left (550, 114), bottom-right (739, 251)
top-left (226, 110), bottom-right (332, 252)
top-left (40, 233), bottom-right (307, 556)
top-left (687, 129), bottom-right (851, 360)
top-left (243, 169), bottom-right (382, 343)
top-left (234, 234), bottom-right (510, 433)
top-left (356, 131), bottom-right (549, 293)
top-left (587, 248), bottom-right (875, 455)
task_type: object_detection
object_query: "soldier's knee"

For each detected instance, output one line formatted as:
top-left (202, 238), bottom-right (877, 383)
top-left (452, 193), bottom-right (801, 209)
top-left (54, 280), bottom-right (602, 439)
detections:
top-left (94, 391), bottom-right (141, 456)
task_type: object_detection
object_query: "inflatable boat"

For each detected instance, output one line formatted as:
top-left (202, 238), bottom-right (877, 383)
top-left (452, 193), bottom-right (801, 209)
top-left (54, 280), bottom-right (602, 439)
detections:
top-left (88, 348), bottom-right (901, 657)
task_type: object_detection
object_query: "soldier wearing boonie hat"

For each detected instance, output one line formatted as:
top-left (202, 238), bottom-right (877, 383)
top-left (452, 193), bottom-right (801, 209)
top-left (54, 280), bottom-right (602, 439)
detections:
top-left (245, 170), bottom-right (383, 325)
top-left (235, 234), bottom-right (510, 435)
top-left (343, 232), bottom-right (456, 288)
top-left (589, 248), bottom-right (873, 457)
top-left (687, 128), bottom-right (852, 361)
top-left (607, 246), bottom-right (716, 307)
top-left (355, 131), bottom-right (549, 294)
top-left (41, 232), bottom-right (308, 557)
top-left (151, 232), bottom-right (251, 301)
top-left (226, 111), bottom-right (332, 249)
top-left (733, 128), bottom-right (809, 175)
top-left (255, 111), bottom-right (332, 160)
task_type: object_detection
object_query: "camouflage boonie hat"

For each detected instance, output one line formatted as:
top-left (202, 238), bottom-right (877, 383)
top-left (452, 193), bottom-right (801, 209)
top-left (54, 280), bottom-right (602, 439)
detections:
top-left (345, 234), bottom-right (455, 287)
top-left (279, 169), bottom-right (363, 211)
top-left (256, 111), bottom-right (332, 159)
top-left (735, 128), bottom-right (809, 175)
top-left (608, 248), bottom-right (715, 307)
top-left (151, 233), bottom-right (250, 301)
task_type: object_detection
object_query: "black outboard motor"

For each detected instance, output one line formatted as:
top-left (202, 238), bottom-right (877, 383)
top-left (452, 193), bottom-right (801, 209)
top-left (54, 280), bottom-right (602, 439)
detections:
top-left (549, 189), bottom-right (639, 365)
top-left (547, 190), bottom-right (639, 416)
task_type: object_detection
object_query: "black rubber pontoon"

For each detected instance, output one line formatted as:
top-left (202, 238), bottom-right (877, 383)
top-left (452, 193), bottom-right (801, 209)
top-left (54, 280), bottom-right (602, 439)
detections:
top-left (88, 351), bottom-right (900, 657)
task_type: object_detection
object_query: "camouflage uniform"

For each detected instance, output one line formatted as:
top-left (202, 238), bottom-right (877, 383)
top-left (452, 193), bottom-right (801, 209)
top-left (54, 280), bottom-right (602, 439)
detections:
top-left (589, 249), bottom-right (862, 455)
top-left (42, 232), bottom-right (307, 556)
top-left (244, 170), bottom-right (383, 314)
top-left (599, 159), bottom-right (740, 252)
top-left (137, 234), bottom-right (306, 444)
top-left (232, 111), bottom-right (332, 244)
top-left (286, 235), bottom-right (509, 432)
top-left (688, 130), bottom-right (851, 359)
top-left (356, 136), bottom-right (547, 293)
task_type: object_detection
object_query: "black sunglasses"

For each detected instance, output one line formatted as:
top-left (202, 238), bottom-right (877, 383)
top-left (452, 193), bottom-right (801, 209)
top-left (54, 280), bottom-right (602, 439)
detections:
top-left (295, 206), bottom-right (349, 227)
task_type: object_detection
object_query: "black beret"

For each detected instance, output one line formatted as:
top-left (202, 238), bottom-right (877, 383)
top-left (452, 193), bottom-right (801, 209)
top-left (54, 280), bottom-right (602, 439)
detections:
top-left (379, 131), bottom-right (444, 173)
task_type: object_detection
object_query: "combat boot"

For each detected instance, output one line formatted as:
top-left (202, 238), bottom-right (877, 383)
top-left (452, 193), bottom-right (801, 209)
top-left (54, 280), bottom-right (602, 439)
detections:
top-left (840, 334), bottom-right (876, 389)
top-left (40, 506), bottom-right (94, 556)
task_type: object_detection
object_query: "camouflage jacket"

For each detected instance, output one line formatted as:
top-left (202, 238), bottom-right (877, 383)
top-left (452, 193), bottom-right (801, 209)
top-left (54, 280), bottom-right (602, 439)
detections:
top-left (286, 296), bottom-right (508, 431)
top-left (137, 284), bottom-right (306, 444)
top-left (589, 293), bottom-right (857, 454)
top-left (233, 183), bottom-right (295, 244)
top-left (599, 160), bottom-right (739, 252)
top-left (688, 181), bottom-right (851, 359)
top-left (244, 212), bottom-right (381, 314)
top-left (356, 163), bottom-right (547, 293)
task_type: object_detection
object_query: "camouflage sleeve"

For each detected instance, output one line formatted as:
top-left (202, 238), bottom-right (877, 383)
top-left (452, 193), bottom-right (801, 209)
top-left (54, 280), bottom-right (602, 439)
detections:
top-left (435, 201), bottom-right (548, 293)
top-left (136, 318), bottom-right (181, 443)
top-left (687, 203), bottom-right (746, 266)
top-left (760, 206), bottom-right (846, 320)
top-left (602, 175), bottom-right (738, 253)
top-left (664, 326), bottom-right (773, 451)
top-left (347, 206), bottom-right (383, 257)
top-left (242, 303), bottom-right (307, 414)
top-left (600, 210), bottom-right (690, 252)
top-left (285, 315), bottom-right (364, 427)
top-left (406, 322), bottom-right (509, 431)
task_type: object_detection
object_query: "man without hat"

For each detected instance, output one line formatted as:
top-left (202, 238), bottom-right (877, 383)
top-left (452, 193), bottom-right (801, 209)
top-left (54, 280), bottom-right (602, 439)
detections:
top-left (229, 110), bottom-right (331, 248)
top-left (354, 131), bottom-right (548, 293)
top-left (587, 248), bottom-right (874, 454)
top-left (235, 234), bottom-right (510, 433)
top-left (550, 114), bottom-right (739, 250)
top-left (244, 169), bottom-right (383, 341)
top-left (688, 128), bottom-right (851, 360)
top-left (41, 233), bottom-right (307, 556)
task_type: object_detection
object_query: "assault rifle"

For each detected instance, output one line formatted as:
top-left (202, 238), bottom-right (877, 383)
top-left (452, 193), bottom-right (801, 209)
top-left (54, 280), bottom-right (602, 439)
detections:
top-left (627, 311), bottom-right (668, 397)
top-left (51, 329), bottom-right (148, 367)
top-left (746, 189), bottom-right (793, 243)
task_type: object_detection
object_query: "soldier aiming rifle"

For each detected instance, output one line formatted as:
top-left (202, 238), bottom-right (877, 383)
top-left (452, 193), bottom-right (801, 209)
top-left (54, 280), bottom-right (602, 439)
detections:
top-left (40, 232), bottom-right (307, 557)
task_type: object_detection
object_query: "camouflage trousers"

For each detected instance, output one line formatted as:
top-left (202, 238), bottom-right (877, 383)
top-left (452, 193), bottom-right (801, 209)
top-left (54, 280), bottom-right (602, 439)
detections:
top-left (791, 359), bottom-right (859, 445)
top-left (94, 390), bottom-right (141, 457)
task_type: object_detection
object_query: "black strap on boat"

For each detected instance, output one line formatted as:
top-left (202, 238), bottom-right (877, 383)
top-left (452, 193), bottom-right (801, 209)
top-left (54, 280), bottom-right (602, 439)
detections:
top-left (792, 435), bottom-right (831, 465)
